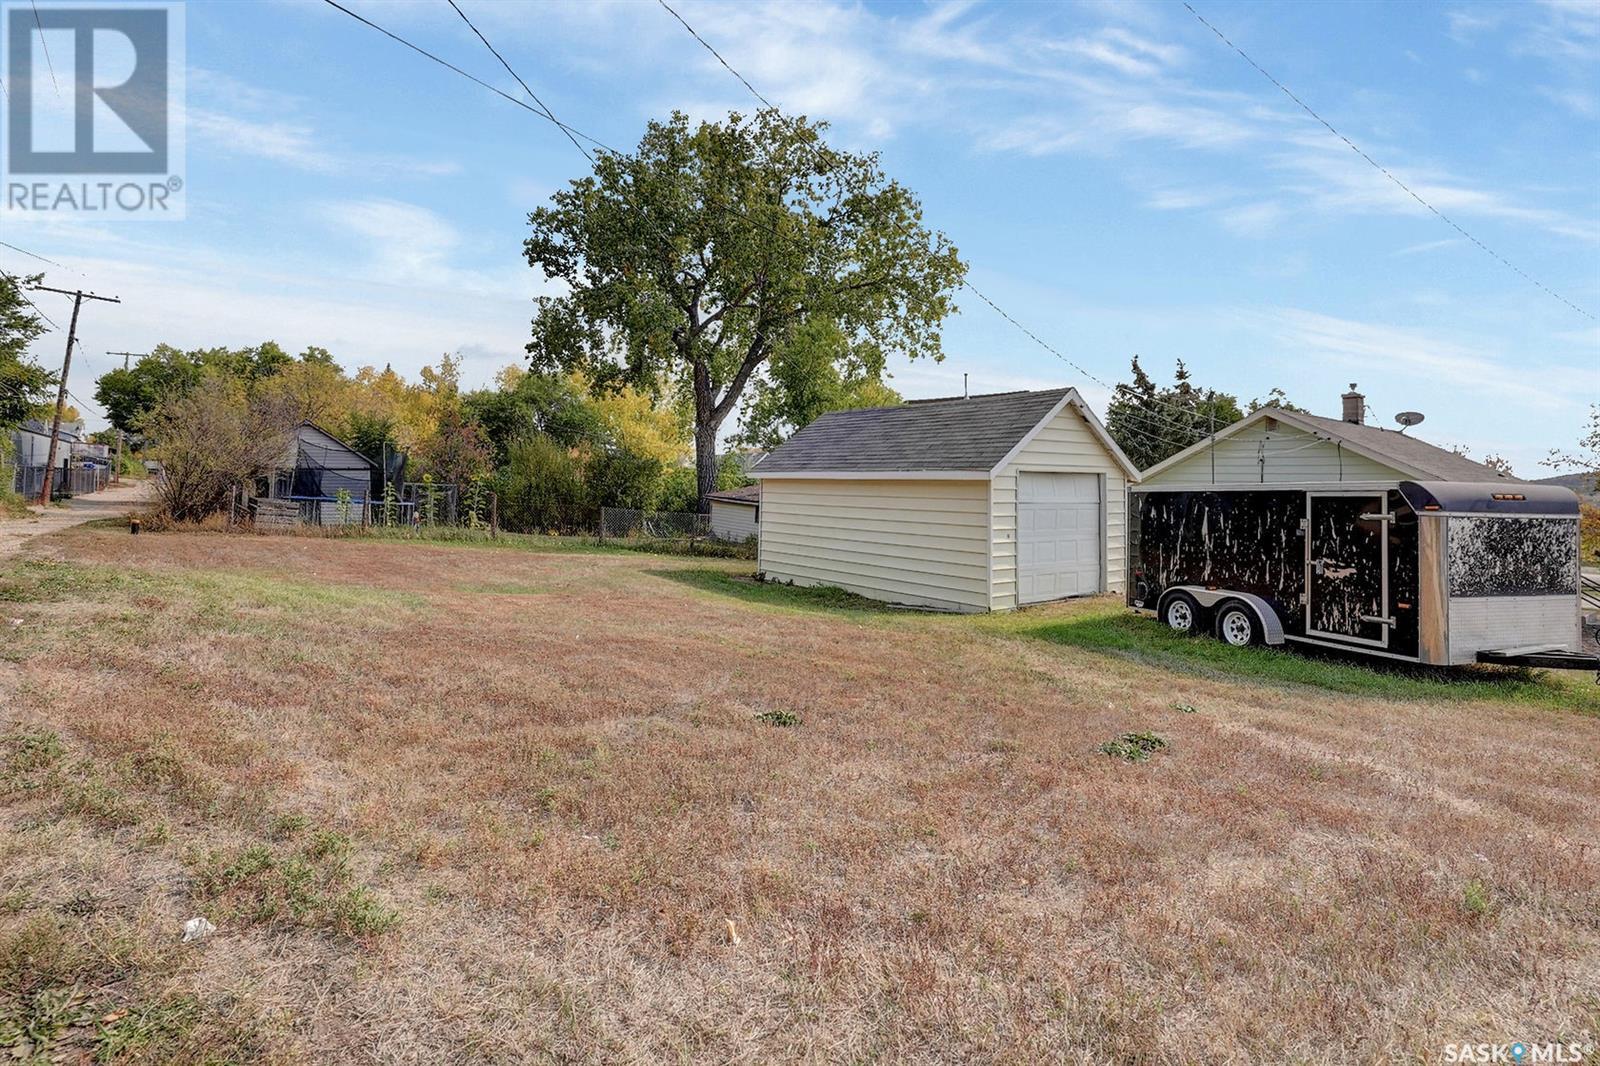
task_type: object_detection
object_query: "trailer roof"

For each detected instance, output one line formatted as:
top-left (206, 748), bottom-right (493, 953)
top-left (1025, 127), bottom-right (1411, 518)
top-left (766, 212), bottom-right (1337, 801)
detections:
top-left (1398, 481), bottom-right (1579, 516)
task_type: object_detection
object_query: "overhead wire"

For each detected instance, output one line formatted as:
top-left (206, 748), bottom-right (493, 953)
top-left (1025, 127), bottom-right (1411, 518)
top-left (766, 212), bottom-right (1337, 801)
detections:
top-left (323, 0), bottom-right (1209, 456)
top-left (1182, 1), bottom-right (1592, 322)
top-left (648, 0), bottom-right (1221, 453)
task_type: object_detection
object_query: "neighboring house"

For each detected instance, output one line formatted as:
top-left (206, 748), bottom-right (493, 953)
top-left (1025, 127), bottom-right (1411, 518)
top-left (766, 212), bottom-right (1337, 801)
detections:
top-left (706, 484), bottom-right (760, 542)
top-left (268, 423), bottom-right (376, 522)
top-left (1137, 386), bottom-right (1519, 488)
top-left (751, 388), bottom-right (1139, 613)
top-left (10, 418), bottom-right (82, 468)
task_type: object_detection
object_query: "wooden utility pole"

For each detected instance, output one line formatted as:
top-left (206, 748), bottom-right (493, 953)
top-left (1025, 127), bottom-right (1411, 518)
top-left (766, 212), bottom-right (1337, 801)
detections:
top-left (32, 286), bottom-right (120, 504)
top-left (105, 351), bottom-right (147, 483)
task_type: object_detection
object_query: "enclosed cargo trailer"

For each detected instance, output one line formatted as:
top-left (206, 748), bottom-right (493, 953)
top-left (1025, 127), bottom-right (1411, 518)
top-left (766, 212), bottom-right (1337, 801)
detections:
top-left (1127, 480), bottom-right (1592, 670)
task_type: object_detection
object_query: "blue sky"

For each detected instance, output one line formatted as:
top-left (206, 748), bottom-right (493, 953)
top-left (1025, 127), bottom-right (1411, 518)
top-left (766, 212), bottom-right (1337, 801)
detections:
top-left (5, 0), bottom-right (1597, 473)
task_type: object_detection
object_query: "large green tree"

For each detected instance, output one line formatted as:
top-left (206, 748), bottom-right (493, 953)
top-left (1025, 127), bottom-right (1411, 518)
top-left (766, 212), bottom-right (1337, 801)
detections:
top-left (735, 317), bottom-right (901, 451)
top-left (1106, 357), bottom-right (1245, 472)
top-left (0, 272), bottom-right (53, 428)
top-left (524, 108), bottom-right (966, 510)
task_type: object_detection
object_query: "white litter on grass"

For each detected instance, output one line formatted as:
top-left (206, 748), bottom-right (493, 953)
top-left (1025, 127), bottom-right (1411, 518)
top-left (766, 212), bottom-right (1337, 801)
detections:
top-left (181, 917), bottom-right (215, 942)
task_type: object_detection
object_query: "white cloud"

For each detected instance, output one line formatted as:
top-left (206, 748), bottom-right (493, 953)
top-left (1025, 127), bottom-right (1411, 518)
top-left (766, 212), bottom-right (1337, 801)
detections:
top-left (1262, 308), bottom-right (1586, 409)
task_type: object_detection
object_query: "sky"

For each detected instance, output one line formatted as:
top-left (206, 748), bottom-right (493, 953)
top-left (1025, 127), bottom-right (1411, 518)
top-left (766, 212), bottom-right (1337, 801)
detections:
top-left (2, 0), bottom-right (1597, 474)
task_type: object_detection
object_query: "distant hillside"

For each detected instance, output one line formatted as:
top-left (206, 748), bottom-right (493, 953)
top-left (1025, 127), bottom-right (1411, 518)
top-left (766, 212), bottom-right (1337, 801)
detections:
top-left (1532, 471), bottom-right (1599, 501)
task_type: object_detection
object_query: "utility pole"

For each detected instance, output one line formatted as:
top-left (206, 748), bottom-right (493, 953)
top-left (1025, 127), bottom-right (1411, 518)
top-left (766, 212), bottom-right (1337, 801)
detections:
top-left (106, 351), bottom-right (147, 484)
top-left (32, 286), bottom-right (120, 504)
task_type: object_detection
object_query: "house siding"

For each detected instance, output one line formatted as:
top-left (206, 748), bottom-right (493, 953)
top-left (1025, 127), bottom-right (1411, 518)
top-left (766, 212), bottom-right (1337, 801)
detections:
top-left (990, 406), bottom-right (1127, 610)
top-left (1149, 421), bottom-right (1402, 486)
top-left (759, 478), bottom-right (990, 612)
top-left (709, 500), bottom-right (759, 542)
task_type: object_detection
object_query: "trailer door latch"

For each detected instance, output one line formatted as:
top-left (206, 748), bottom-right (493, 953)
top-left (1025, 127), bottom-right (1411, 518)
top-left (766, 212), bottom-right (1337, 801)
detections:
top-left (1359, 614), bottom-right (1396, 628)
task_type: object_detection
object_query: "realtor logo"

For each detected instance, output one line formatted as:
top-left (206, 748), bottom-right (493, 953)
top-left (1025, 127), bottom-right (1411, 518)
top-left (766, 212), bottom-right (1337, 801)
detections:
top-left (3, 1), bottom-right (185, 218)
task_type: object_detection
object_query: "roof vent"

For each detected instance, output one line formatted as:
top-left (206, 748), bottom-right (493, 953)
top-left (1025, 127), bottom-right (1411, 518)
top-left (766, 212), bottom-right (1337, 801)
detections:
top-left (1341, 383), bottom-right (1364, 425)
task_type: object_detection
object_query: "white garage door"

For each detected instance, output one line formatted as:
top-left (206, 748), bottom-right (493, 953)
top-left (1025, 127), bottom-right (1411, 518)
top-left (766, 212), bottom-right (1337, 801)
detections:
top-left (1017, 472), bottom-right (1101, 604)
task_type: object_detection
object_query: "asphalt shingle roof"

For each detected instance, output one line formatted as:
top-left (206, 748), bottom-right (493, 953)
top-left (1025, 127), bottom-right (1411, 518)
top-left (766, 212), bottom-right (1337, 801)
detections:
top-left (706, 484), bottom-right (761, 503)
top-left (1285, 411), bottom-right (1520, 482)
top-left (753, 388), bottom-right (1073, 475)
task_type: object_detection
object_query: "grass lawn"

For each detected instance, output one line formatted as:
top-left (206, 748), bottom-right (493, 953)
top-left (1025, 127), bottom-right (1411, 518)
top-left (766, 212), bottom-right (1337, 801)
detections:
top-left (2, 527), bottom-right (1597, 1063)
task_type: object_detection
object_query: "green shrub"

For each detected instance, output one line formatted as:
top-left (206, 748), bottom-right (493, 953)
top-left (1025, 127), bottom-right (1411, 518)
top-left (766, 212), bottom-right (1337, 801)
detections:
top-left (1098, 731), bottom-right (1169, 762)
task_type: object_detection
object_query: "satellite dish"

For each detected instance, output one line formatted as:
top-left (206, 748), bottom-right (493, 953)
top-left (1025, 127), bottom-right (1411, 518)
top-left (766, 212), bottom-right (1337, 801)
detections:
top-left (1395, 411), bottom-right (1425, 433)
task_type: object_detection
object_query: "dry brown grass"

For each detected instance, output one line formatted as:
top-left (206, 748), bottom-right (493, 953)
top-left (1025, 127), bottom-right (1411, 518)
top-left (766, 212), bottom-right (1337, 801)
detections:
top-left (2, 526), bottom-right (1597, 1063)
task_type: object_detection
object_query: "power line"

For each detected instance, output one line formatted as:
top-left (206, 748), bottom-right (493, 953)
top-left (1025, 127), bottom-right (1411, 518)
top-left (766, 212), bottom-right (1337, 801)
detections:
top-left (319, 0), bottom-right (606, 154)
top-left (29, 0), bottom-right (59, 97)
top-left (445, 0), bottom-right (593, 161)
top-left (655, 0), bottom-right (773, 110)
top-left (1182, 1), bottom-right (1593, 322)
top-left (651, 1), bottom-right (1215, 451)
top-left (0, 241), bottom-right (68, 270)
top-left (328, 0), bottom-right (1204, 456)
top-left (0, 267), bottom-right (61, 330)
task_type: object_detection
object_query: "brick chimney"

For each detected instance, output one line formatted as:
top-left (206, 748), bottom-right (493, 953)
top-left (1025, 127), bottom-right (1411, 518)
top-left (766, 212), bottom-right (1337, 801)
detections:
top-left (1341, 383), bottom-right (1364, 425)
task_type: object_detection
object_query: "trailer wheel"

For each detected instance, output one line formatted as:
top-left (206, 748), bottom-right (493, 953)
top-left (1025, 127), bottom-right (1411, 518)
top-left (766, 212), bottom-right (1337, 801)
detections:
top-left (1215, 602), bottom-right (1259, 647)
top-left (1161, 592), bottom-right (1201, 636)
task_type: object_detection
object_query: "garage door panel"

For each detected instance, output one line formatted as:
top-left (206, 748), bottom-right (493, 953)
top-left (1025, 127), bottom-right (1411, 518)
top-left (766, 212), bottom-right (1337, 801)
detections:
top-left (1017, 473), bottom-right (1101, 604)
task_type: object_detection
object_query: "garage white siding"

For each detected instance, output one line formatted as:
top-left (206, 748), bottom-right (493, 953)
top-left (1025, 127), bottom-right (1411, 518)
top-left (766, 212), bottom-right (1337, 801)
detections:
top-left (991, 407), bottom-right (1127, 610)
top-left (1151, 420), bottom-right (1400, 486)
top-left (709, 500), bottom-right (759, 542)
top-left (758, 478), bottom-right (990, 612)
top-left (1017, 472), bottom-right (1101, 603)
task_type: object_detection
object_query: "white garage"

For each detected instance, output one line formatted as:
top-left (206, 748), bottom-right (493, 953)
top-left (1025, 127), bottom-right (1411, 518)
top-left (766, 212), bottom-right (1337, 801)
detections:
top-left (751, 387), bottom-right (1139, 612)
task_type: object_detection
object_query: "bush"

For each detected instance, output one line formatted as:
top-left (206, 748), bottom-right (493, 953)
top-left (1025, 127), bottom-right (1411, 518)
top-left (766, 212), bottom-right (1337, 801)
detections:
top-left (494, 434), bottom-right (586, 533)
top-left (143, 376), bottom-right (294, 523)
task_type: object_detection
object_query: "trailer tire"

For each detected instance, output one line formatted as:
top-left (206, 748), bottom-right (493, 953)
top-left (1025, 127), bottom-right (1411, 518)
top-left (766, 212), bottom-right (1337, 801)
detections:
top-left (1160, 591), bottom-right (1202, 636)
top-left (1215, 601), bottom-right (1260, 647)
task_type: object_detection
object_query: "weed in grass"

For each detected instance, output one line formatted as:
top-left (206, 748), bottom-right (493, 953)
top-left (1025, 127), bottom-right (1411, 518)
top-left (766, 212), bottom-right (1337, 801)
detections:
top-left (1173, 702), bottom-right (1198, 714)
top-left (189, 830), bottom-right (394, 940)
top-left (269, 812), bottom-right (310, 839)
top-left (0, 985), bottom-right (89, 1059)
top-left (1098, 731), bottom-right (1169, 763)
top-left (94, 996), bottom-right (201, 1063)
top-left (1463, 878), bottom-right (1492, 918)
top-left (1, 728), bottom-right (64, 781)
top-left (755, 709), bottom-right (802, 728)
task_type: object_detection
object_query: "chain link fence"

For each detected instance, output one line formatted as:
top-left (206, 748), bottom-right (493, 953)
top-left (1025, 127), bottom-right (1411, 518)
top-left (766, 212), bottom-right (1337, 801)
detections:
top-left (599, 507), bottom-right (711, 542)
top-left (5, 460), bottom-right (109, 500)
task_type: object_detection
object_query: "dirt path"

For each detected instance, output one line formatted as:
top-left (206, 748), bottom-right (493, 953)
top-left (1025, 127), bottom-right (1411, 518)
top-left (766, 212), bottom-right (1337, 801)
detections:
top-left (0, 479), bottom-right (152, 558)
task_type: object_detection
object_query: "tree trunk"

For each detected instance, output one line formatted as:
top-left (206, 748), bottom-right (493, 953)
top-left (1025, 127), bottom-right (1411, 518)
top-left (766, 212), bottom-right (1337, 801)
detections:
top-left (694, 422), bottom-right (718, 515)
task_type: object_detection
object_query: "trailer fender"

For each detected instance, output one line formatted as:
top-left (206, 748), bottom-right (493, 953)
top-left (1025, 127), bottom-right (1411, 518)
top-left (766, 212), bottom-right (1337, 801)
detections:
top-left (1168, 586), bottom-right (1286, 646)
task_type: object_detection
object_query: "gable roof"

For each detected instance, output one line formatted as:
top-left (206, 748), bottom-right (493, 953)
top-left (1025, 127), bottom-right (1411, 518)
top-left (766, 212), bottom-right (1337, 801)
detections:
top-left (290, 421), bottom-right (377, 470)
top-left (1140, 406), bottom-right (1520, 483)
top-left (752, 387), bottom-right (1139, 480)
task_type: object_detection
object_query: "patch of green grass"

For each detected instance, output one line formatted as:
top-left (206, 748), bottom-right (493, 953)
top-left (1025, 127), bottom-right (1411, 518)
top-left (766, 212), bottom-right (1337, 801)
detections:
top-left (189, 829), bottom-right (397, 940)
top-left (1, 728), bottom-right (65, 787)
top-left (1462, 878), bottom-right (1492, 917)
top-left (1098, 731), bottom-right (1168, 762)
top-left (754, 708), bottom-right (802, 728)
top-left (1004, 606), bottom-right (1600, 713)
top-left (94, 996), bottom-right (201, 1063)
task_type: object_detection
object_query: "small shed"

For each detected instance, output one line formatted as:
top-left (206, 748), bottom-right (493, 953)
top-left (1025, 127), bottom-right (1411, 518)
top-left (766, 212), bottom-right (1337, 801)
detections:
top-left (269, 422), bottom-right (377, 524)
top-left (706, 484), bottom-right (760, 542)
top-left (751, 388), bottom-right (1139, 612)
